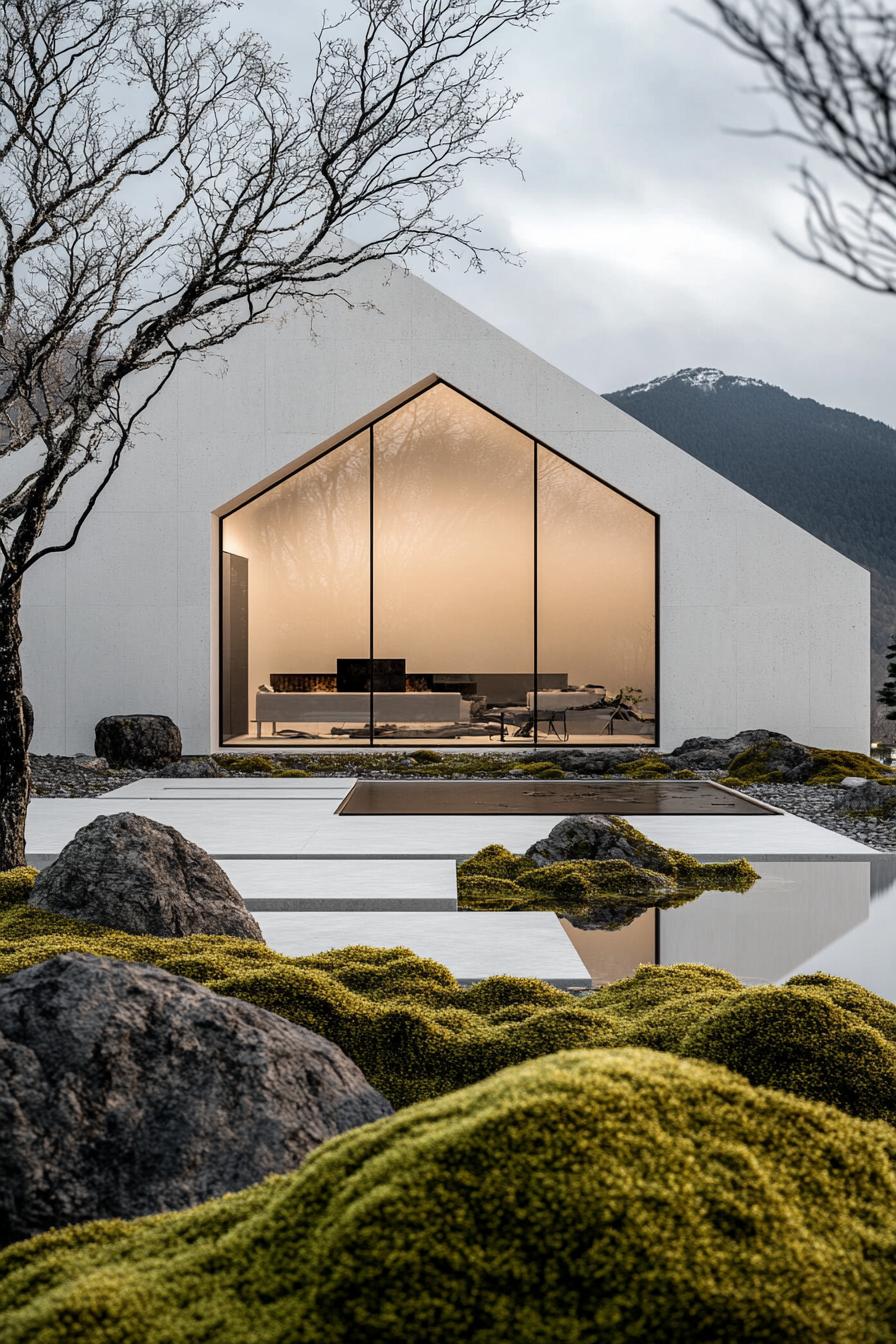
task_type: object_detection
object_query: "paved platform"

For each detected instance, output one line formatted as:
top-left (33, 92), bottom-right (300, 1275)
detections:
top-left (255, 911), bottom-right (592, 987)
top-left (23, 778), bottom-right (876, 991)
top-left (219, 859), bottom-right (457, 911)
top-left (26, 793), bottom-right (877, 865)
top-left (103, 777), bottom-right (354, 799)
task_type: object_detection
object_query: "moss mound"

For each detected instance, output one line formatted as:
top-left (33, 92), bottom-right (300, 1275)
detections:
top-left (218, 755), bottom-right (311, 778)
top-left (723, 742), bottom-right (896, 787)
top-left (509, 760), bottom-right (567, 778)
top-left (806, 747), bottom-right (896, 785)
top-left (457, 838), bottom-right (757, 926)
top-left (3, 910), bottom-right (896, 1124)
top-left (612, 752), bottom-right (697, 780)
top-left (681, 981), bottom-right (896, 1124)
top-left (214, 751), bottom-right (678, 780)
top-left (3, 1048), bottom-right (896, 1343)
top-left (0, 867), bottom-right (37, 910)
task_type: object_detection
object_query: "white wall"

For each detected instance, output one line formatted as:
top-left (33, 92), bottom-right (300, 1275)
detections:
top-left (15, 260), bottom-right (870, 754)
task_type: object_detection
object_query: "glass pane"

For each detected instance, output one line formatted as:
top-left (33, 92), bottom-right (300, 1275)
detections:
top-left (536, 445), bottom-right (656, 745)
top-left (220, 432), bottom-right (370, 744)
top-left (373, 385), bottom-right (535, 745)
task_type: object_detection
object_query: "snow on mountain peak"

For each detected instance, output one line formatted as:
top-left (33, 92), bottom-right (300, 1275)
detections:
top-left (618, 368), bottom-right (768, 397)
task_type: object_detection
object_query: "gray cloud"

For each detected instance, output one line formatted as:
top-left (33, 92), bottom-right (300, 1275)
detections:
top-left (249, 0), bottom-right (895, 423)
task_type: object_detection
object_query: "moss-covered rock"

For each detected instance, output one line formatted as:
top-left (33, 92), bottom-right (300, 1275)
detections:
top-left (458, 831), bottom-right (757, 928)
top-left (723, 741), bottom-right (896, 787)
top-left (3, 1048), bottom-right (896, 1344)
top-left (806, 748), bottom-right (896, 786)
top-left (508, 760), bottom-right (567, 778)
top-left (611, 752), bottom-right (698, 780)
top-left (3, 911), bottom-right (895, 1125)
top-left (0, 867), bottom-right (37, 910)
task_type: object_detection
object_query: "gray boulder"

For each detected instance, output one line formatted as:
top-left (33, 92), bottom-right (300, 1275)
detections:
top-left (731, 739), bottom-right (814, 783)
top-left (671, 729), bottom-right (793, 771)
top-left (95, 714), bottom-right (182, 768)
top-left (841, 780), bottom-right (896, 814)
top-left (30, 811), bottom-right (263, 940)
top-left (526, 815), bottom-right (653, 868)
top-left (0, 953), bottom-right (392, 1244)
top-left (574, 749), bottom-right (644, 775)
top-left (155, 756), bottom-right (224, 778)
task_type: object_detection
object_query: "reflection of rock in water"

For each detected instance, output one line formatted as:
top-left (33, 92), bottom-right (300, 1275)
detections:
top-left (563, 883), bottom-right (715, 932)
top-left (565, 900), bottom-right (651, 931)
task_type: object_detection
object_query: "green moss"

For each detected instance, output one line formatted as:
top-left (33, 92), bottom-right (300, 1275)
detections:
top-left (5, 910), bottom-right (892, 1127)
top-left (458, 842), bottom-right (535, 880)
top-left (724, 742), bottom-right (896, 787)
top-left (270, 768), bottom-right (311, 778)
top-left (806, 748), bottom-right (896, 786)
top-left (4, 1048), bottom-right (896, 1343)
top-left (213, 751), bottom-right (601, 779)
top-left (217, 754), bottom-right (275, 775)
top-left (508, 761), bottom-right (567, 779)
top-left (0, 867), bottom-right (37, 910)
top-left (582, 753), bottom-right (697, 781)
top-left (457, 836), bottom-right (756, 925)
top-left (681, 981), bottom-right (896, 1124)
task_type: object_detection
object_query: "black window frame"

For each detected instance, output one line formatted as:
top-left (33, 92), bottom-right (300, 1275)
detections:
top-left (216, 377), bottom-right (660, 750)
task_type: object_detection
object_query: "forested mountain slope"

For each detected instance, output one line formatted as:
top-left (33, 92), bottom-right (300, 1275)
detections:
top-left (605, 368), bottom-right (896, 739)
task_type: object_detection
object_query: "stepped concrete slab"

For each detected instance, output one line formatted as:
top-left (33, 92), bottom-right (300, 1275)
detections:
top-left (103, 777), bottom-right (354, 800)
top-left (219, 859), bottom-right (457, 911)
top-left (26, 796), bottom-right (877, 865)
top-left (255, 911), bottom-right (591, 988)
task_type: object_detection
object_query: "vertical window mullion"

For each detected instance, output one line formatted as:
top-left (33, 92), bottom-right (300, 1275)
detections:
top-left (369, 424), bottom-right (375, 747)
top-left (533, 439), bottom-right (538, 750)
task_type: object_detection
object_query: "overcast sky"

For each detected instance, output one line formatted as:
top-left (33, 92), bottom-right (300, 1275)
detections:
top-left (252, 0), bottom-right (895, 425)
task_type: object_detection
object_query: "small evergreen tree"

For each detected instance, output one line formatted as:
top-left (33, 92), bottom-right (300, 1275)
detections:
top-left (879, 638), bottom-right (896, 720)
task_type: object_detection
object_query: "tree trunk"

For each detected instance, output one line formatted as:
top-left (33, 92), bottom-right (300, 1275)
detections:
top-left (0, 584), bottom-right (31, 870)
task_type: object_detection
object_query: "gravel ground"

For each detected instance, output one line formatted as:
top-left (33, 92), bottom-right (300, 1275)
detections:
top-left (30, 755), bottom-right (147, 798)
top-left (728, 781), bottom-right (896, 852)
top-left (27, 753), bottom-right (896, 852)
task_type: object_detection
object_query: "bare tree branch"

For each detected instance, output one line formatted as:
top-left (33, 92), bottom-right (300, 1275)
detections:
top-left (683, 0), bottom-right (896, 294)
top-left (0, 0), bottom-right (556, 599)
top-left (0, 0), bottom-right (555, 867)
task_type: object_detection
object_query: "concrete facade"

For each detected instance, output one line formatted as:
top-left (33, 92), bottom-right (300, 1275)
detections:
top-left (16, 261), bottom-right (869, 754)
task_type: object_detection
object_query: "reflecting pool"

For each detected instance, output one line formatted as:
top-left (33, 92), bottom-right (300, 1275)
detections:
top-left (564, 857), bottom-right (896, 994)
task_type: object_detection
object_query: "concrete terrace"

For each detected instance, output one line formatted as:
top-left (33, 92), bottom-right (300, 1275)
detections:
top-left (24, 777), bottom-right (879, 988)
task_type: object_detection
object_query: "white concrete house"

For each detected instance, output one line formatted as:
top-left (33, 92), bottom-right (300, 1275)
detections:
top-left (19, 261), bottom-right (869, 755)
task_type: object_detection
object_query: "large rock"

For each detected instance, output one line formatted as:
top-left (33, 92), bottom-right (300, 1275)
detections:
top-left (670, 729), bottom-right (793, 771)
top-left (526, 815), bottom-right (650, 868)
top-left (154, 757), bottom-right (224, 778)
top-left (29, 812), bottom-right (264, 940)
top-left (95, 714), bottom-right (182, 768)
top-left (726, 739), bottom-right (814, 784)
top-left (0, 953), bottom-right (392, 1243)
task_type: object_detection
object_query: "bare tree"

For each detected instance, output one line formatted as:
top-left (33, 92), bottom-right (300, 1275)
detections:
top-left (687, 0), bottom-right (896, 294)
top-left (0, 0), bottom-right (554, 868)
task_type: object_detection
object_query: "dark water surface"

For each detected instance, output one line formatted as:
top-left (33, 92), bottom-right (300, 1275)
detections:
top-left (340, 779), bottom-right (775, 815)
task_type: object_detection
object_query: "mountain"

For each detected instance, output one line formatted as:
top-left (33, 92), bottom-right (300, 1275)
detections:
top-left (604, 368), bottom-right (896, 740)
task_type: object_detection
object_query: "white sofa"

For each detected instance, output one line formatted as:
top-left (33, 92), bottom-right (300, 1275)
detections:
top-left (254, 691), bottom-right (470, 735)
